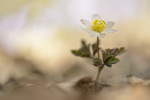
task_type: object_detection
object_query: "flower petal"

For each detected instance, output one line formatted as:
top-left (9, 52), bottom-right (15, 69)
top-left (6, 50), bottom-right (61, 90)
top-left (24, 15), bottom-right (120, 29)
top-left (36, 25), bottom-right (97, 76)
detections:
top-left (80, 19), bottom-right (91, 25)
top-left (91, 14), bottom-right (102, 22)
top-left (105, 21), bottom-right (115, 29)
top-left (103, 29), bottom-right (117, 33)
top-left (81, 25), bottom-right (93, 33)
top-left (97, 33), bottom-right (106, 38)
top-left (89, 31), bottom-right (106, 38)
top-left (89, 31), bottom-right (99, 37)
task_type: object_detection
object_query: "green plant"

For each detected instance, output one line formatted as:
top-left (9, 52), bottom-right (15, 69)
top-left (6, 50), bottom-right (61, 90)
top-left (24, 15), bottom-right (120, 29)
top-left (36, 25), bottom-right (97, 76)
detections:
top-left (71, 14), bottom-right (126, 91)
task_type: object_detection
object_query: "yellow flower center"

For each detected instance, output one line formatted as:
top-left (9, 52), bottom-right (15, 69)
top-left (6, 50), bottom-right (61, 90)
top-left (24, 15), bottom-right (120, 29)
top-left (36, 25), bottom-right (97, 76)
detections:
top-left (92, 19), bottom-right (107, 32)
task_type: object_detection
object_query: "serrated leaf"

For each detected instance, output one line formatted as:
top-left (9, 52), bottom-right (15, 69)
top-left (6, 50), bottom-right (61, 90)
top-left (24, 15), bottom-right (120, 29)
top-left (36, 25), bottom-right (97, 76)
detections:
top-left (103, 47), bottom-right (126, 59)
top-left (111, 48), bottom-right (118, 54)
top-left (81, 40), bottom-right (86, 46)
top-left (110, 58), bottom-right (120, 64)
top-left (71, 40), bottom-right (91, 58)
top-left (114, 47), bottom-right (126, 56)
top-left (93, 58), bottom-right (102, 66)
top-left (71, 49), bottom-right (91, 57)
top-left (71, 50), bottom-right (79, 56)
top-left (104, 55), bottom-right (120, 67)
top-left (119, 47), bottom-right (125, 51)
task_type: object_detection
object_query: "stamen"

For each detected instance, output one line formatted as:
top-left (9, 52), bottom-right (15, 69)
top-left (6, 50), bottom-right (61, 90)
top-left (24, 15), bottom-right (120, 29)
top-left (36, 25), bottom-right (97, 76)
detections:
top-left (92, 20), bottom-right (107, 32)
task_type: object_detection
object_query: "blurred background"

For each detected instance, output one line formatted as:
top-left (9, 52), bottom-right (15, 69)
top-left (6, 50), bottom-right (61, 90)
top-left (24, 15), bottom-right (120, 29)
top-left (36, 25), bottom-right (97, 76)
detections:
top-left (0, 0), bottom-right (150, 86)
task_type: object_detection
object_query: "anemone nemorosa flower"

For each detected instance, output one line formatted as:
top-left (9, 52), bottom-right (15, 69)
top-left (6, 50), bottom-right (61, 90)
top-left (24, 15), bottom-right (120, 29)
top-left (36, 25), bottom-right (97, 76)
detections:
top-left (80, 14), bottom-right (117, 38)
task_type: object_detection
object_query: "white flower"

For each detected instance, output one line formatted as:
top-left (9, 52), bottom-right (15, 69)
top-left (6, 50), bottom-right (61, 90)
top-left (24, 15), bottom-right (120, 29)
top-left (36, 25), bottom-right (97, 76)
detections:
top-left (80, 14), bottom-right (117, 38)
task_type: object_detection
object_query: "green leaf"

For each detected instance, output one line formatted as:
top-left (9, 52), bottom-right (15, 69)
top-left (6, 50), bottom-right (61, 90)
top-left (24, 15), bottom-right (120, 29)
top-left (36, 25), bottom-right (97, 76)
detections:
top-left (114, 47), bottom-right (126, 56)
top-left (93, 58), bottom-right (102, 66)
top-left (71, 40), bottom-right (91, 58)
top-left (71, 49), bottom-right (90, 57)
top-left (104, 55), bottom-right (120, 67)
top-left (103, 47), bottom-right (126, 60)
top-left (71, 50), bottom-right (80, 57)
top-left (119, 47), bottom-right (125, 52)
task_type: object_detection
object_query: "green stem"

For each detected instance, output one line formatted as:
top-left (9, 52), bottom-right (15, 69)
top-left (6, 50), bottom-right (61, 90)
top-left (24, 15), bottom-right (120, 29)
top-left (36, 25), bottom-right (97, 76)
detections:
top-left (97, 37), bottom-right (100, 58)
top-left (94, 37), bottom-right (104, 90)
top-left (95, 65), bottom-right (104, 84)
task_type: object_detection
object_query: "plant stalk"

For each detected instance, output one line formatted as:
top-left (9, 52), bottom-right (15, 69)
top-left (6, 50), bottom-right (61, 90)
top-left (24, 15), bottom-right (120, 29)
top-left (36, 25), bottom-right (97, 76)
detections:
top-left (95, 65), bottom-right (104, 84)
top-left (97, 37), bottom-right (100, 57)
top-left (94, 37), bottom-right (104, 90)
